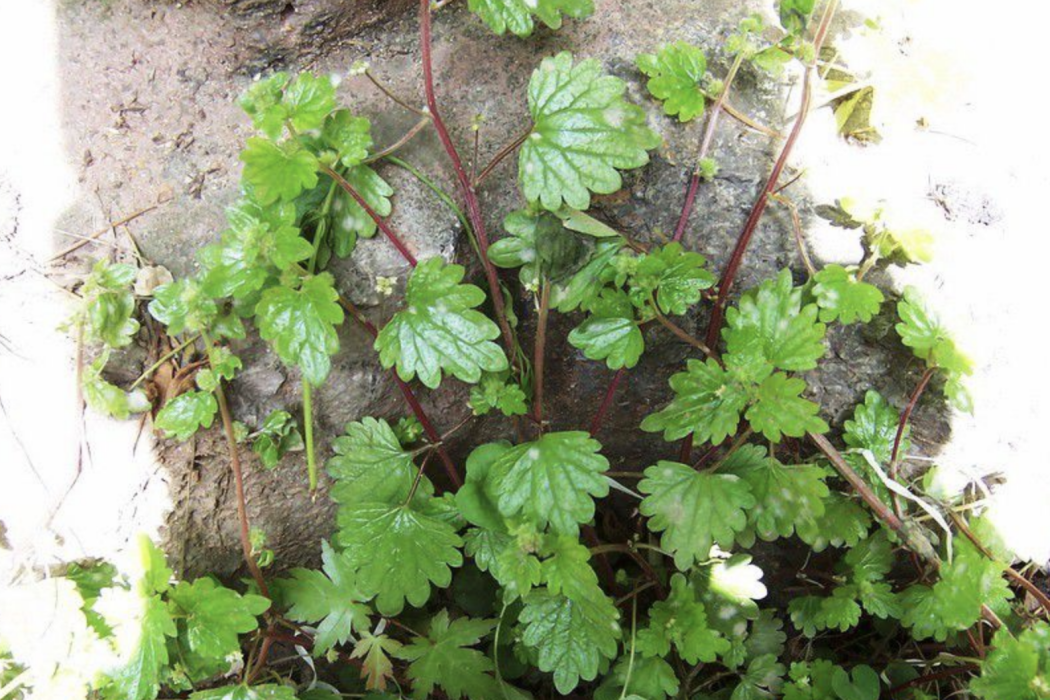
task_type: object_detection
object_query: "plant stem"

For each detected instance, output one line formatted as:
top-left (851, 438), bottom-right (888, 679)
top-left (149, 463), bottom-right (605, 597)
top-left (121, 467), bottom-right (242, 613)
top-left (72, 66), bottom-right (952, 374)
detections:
top-left (673, 52), bottom-right (745, 243)
top-left (337, 295), bottom-right (463, 488)
top-left (887, 365), bottom-right (935, 517)
top-left (651, 304), bottom-right (715, 359)
top-left (364, 69), bottom-right (430, 117)
top-left (589, 367), bottom-right (625, 437)
top-left (214, 379), bottom-right (270, 597)
top-left (532, 281), bottom-right (551, 429)
top-left (704, 0), bottom-right (839, 349)
top-left (301, 380), bottom-right (317, 492)
top-left (129, 334), bottom-right (201, 390)
top-left (808, 431), bottom-right (906, 536)
top-left (419, 0), bottom-right (518, 368)
top-left (364, 116), bottom-right (432, 164)
top-left (890, 366), bottom-right (935, 479)
top-left (384, 155), bottom-right (478, 260)
top-left (886, 666), bottom-right (977, 696)
top-left (770, 192), bottom-right (817, 278)
top-left (473, 127), bottom-right (531, 188)
top-left (949, 510), bottom-right (1050, 617)
top-left (320, 164), bottom-right (418, 267)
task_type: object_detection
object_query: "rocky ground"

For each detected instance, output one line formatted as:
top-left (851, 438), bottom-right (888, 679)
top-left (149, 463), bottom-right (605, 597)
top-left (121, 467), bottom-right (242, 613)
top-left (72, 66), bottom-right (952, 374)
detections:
top-left (1, 0), bottom-right (1047, 580)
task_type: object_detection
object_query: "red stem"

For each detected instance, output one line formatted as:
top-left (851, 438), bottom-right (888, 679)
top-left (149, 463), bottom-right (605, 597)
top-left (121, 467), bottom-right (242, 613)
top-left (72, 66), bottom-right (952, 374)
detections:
top-left (419, 0), bottom-right (517, 364)
top-left (340, 298), bottom-right (463, 488)
top-left (215, 382), bottom-right (270, 598)
top-left (589, 367), bottom-right (626, 437)
top-left (322, 165), bottom-right (418, 267)
top-left (887, 365), bottom-right (935, 516)
top-left (809, 431), bottom-right (905, 534)
top-left (673, 53), bottom-right (745, 243)
top-left (704, 2), bottom-right (837, 350)
top-left (532, 282), bottom-right (551, 427)
top-left (889, 366), bottom-right (935, 478)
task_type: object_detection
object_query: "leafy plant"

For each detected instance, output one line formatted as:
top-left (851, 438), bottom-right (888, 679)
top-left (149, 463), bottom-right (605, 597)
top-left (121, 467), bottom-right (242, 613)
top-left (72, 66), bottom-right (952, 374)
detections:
top-left (14, 2), bottom-right (1046, 700)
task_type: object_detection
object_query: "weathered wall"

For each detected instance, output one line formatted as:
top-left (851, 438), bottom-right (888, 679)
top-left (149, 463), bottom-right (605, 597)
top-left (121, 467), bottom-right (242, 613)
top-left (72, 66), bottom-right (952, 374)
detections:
top-left (47, 0), bottom-right (942, 578)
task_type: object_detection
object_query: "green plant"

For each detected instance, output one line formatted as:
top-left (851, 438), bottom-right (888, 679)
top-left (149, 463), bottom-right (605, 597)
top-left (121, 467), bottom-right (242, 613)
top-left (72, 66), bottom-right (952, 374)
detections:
top-left (6, 1), bottom-right (1049, 700)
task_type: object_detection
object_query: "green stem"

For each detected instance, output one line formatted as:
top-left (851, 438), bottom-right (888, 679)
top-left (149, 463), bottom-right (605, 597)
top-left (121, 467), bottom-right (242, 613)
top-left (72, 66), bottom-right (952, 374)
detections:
top-left (302, 381), bottom-right (317, 491)
top-left (384, 155), bottom-right (479, 260)
top-left (130, 334), bottom-right (201, 390)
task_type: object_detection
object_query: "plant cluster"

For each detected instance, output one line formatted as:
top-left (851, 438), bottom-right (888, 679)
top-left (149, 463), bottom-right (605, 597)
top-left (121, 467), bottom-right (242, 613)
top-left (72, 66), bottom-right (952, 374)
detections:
top-left (4, 1), bottom-right (1048, 700)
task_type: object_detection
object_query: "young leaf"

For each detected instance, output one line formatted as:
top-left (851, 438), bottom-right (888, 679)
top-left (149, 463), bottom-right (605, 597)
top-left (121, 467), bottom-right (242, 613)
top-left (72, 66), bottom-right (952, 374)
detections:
top-left (895, 286), bottom-right (973, 376)
top-left (550, 238), bottom-right (624, 312)
top-left (783, 659), bottom-right (838, 700)
top-left (327, 417), bottom-right (426, 506)
top-left (636, 42), bottom-right (708, 122)
top-left (811, 265), bottom-right (884, 324)
top-left (900, 540), bottom-right (1012, 641)
top-left (724, 270), bottom-right (827, 372)
top-left (638, 461), bottom-right (755, 570)
top-left (336, 502), bottom-right (463, 616)
top-left (457, 442), bottom-right (514, 533)
top-left (490, 209), bottom-right (587, 288)
top-left (251, 410), bottom-right (304, 469)
top-left (469, 372), bottom-right (529, 417)
top-left (720, 446), bottom-right (829, 542)
top-left (375, 257), bottom-right (508, 389)
top-left (636, 573), bottom-right (729, 664)
top-left (843, 390), bottom-right (906, 465)
top-left (189, 684), bottom-right (296, 700)
top-left (490, 431), bottom-right (610, 536)
top-left (256, 273), bottom-right (344, 387)
top-left (328, 165), bottom-right (394, 257)
top-left (167, 578), bottom-right (269, 661)
top-left (281, 73), bottom-right (337, 132)
top-left (239, 72), bottom-right (291, 139)
top-left (467, 0), bottom-right (594, 38)
top-left (240, 137), bottom-right (319, 205)
top-left (83, 355), bottom-right (149, 420)
top-left (540, 536), bottom-right (608, 608)
top-left (279, 541), bottom-right (372, 654)
top-left (149, 278), bottom-right (219, 336)
top-left (831, 665), bottom-right (881, 700)
top-left (797, 492), bottom-right (871, 552)
top-left (200, 198), bottom-right (310, 299)
top-left (98, 591), bottom-right (177, 700)
top-left (780, 0), bottom-right (815, 34)
top-left (155, 390), bottom-right (218, 441)
top-left (599, 655), bottom-right (679, 700)
top-left (630, 242), bottom-right (714, 316)
top-left (970, 623), bottom-right (1050, 700)
top-left (641, 358), bottom-right (749, 443)
top-left (733, 654), bottom-right (787, 700)
top-left (80, 259), bottom-right (140, 348)
top-left (745, 372), bottom-right (829, 441)
top-left (788, 589), bottom-right (862, 636)
top-left (519, 52), bottom-right (661, 212)
top-left (568, 289), bottom-right (644, 370)
top-left (395, 610), bottom-right (499, 700)
top-left (464, 528), bottom-right (542, 602)
top-left (322, 110), bottom-right (372, 167)
top-left (350, 631), bottom-right (402, 692)
top-left (519, 588), bottom-right (620, 694)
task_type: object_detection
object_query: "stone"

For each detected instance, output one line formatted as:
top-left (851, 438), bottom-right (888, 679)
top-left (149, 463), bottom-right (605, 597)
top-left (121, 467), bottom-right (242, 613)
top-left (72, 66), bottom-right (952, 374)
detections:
top-left (50, 0), bottom-right (946, 578)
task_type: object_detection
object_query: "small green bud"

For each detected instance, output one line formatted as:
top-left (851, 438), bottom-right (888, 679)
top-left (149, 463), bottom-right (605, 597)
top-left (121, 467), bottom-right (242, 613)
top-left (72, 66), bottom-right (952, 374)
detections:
top-left (698, 157), bottom-right (719, 181)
